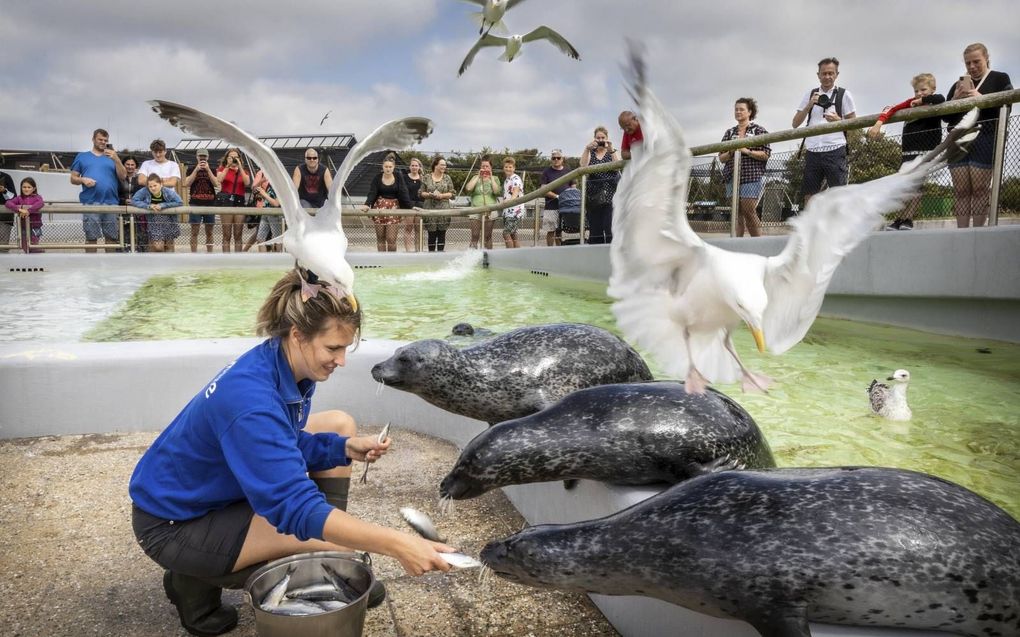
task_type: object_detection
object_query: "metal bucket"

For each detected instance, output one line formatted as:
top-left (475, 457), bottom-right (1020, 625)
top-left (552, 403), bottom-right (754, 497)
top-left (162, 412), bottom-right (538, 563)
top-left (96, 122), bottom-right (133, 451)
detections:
top-left (244, 551), bottom-right (374, 637)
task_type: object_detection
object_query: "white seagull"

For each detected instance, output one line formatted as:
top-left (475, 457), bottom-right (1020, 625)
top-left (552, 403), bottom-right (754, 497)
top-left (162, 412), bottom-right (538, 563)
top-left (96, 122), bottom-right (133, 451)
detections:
top-left (607, 49), bottom-right (979, 394)
top-left (149, 100), bottom-right (433, 308)
top-left (461, 0), bottom-right (530, 36)
top-left (868, 369), bottom-right (912, 421)
top-left (458, 26), bottom-right (580, 76)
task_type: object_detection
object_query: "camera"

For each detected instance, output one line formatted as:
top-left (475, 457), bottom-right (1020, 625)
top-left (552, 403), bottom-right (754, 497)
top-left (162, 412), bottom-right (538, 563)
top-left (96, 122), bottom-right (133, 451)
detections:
top-left (105, 143), bottom-right (114, 150)
top-left (597, 140), bottom-right (606, 147)
top-left (815, 93), bottom-right (833, 109)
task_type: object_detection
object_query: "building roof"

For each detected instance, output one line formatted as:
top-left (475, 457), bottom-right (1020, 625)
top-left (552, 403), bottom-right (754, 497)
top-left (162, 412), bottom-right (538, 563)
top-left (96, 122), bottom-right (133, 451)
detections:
top-left (172, 134), bottom-right (356, 152)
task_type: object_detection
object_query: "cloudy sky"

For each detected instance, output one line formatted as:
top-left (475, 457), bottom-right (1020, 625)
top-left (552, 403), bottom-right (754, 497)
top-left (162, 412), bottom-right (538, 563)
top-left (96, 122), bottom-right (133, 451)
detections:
top-left (2, 0), bottom-right (1017, 157)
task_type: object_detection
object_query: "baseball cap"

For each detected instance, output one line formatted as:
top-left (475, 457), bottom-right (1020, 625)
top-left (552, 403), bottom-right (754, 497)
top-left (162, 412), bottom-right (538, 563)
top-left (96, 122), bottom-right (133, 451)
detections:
top-left (196, 149), bottom-right (209, 158)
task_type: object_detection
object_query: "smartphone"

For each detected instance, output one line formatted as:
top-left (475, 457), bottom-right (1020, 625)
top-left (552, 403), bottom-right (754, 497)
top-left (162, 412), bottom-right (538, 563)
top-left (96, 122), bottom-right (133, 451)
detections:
top-left (105, 144), bottom-right (114, 150)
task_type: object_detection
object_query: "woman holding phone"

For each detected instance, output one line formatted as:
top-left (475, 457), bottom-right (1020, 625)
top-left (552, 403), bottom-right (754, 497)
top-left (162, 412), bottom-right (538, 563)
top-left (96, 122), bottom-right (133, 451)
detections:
top-left (944, 42), bottom-right (1013, 228)
top-left (465, 155), bottom-right (501, 249)
top-left (579, 125), bottom-right (621, 244)
top-left (216, 148), bottom-right (251, 252)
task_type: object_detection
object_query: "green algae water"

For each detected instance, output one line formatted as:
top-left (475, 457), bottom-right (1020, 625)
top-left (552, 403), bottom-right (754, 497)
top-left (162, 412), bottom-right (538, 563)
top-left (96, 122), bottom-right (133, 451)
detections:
top-left (82, 265), bottom-right (1020, 520)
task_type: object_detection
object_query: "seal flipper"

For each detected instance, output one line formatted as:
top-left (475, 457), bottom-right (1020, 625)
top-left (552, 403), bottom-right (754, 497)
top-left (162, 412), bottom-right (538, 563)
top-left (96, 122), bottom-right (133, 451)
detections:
top-left (750, 612), bottom-right (812, 637)
top-left (685, 455), bottom-right (744, 478)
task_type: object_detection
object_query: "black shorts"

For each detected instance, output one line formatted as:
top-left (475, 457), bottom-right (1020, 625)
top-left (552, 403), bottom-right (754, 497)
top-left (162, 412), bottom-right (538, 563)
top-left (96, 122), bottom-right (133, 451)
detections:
top-left (801, 146), bottom-right (848, 197)
top-left (132, 502), bottom-right (254, 578)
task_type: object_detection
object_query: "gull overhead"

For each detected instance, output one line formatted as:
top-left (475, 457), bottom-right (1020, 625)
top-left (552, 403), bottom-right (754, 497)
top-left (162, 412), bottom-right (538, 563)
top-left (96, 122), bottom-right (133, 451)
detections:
top-left (607, 46), bottom-right (980, 395)
top-left (868, 369), bottom-right (912, 421)
top-left (148, 100), bottom-right (433, 307)
top-left (461, 0), bottom-right (531, 36)
top-left (458, 26), bottom-right (580, 76)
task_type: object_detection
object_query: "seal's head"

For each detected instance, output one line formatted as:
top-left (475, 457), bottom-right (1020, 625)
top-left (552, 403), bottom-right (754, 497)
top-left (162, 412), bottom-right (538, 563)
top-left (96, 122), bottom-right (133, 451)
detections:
top-left (370, 339), bottom-right (456, 390)
top-left (451, 322), bottom-right (475, 336)
top-left (481, 525), bottom-right (599, 591)
top-left (439, 465), bottom-right (488, 500)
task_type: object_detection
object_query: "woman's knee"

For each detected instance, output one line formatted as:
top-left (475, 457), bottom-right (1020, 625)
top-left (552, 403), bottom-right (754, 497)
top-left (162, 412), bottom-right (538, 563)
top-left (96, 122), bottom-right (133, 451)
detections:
top-left (306, 409), bottom-right (357, 436)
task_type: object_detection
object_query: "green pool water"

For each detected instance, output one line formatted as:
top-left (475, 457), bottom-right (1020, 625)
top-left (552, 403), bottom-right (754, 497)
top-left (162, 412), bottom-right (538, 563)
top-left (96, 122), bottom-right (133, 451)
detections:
top-left (84, 266), bottom-right (1020, 520)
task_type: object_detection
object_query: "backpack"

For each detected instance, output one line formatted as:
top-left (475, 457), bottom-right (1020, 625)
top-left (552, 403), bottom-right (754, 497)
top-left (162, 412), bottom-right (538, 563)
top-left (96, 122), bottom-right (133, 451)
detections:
top-left (798, 86), bottom-right (847, 156)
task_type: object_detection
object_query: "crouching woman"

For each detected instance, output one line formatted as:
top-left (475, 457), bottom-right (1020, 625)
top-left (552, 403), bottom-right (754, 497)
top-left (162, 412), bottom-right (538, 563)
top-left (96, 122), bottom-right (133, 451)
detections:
top-left (129, 269), bottom-right (452, 636)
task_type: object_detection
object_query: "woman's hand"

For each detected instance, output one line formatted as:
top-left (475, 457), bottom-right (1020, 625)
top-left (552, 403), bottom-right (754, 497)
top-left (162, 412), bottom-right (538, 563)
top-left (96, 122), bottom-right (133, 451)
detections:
top-left (345, 433), bottom-right (391, 463)
top-left (390, 533), bottom-right (455, 576)
top-left (867, 122), bottom-right (883, 140)
top-left (586, 140), bottom-right (599, 151)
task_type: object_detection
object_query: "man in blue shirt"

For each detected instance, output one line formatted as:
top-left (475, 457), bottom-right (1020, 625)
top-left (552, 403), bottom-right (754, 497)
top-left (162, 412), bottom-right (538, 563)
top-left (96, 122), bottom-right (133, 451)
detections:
top-left (70, 128), bottom-right (127, 252)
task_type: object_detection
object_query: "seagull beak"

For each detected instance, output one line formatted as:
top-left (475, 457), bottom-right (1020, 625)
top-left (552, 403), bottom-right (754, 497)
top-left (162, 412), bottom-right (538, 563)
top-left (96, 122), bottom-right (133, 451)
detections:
top-left (347, 294), bottom-right (359, 312)
top-left (750, 327), bottom-right (766, 352)
top-left (886, 376), bottom-right (895, 381)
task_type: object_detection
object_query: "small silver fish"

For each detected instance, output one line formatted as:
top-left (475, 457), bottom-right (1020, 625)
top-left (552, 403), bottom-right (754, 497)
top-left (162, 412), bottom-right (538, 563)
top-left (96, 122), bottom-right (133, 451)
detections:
top-left (359, 422), bottom-right (391, 484)
top-left (440, 552), bottom-right (482, 569)
top-left (400, 507), bottom-right (446, 542)
top-left (317, 599), bottom-right (349, 611)
top-left (321, 563), bottom-right (361, 601)
top-left (285, 582), bottom-right (347, 602)
top-left (260, 565), bottom-right (296, 610)
top-left (270, 599), bottom-right (327, 616)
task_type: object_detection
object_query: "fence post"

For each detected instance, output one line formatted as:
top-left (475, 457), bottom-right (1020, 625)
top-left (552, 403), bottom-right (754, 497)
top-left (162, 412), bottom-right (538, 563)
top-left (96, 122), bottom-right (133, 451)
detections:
top-left (417, 216), bottom-right (425, 252)
top-left (729, 151), bottom-right (741, 237)
top-left (129, 213), bottom-right (136, 252)
top-left (532, 200), bottom-right (540, 247)
top-left (580, 174), bottom-right (587, 245)
top-left (988, 104), bottom-right (1009, 226)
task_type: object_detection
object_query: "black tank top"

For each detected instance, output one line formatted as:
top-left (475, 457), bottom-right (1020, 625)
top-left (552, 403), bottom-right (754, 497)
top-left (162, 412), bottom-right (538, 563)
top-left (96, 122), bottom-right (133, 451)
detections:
top-left (298, 163), bottom-right (328, 208)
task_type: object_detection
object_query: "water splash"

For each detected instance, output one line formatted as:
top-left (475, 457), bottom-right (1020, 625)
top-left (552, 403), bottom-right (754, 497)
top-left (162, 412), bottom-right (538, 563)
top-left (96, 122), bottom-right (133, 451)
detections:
top-left (398, 250), bottom-right (484, 282)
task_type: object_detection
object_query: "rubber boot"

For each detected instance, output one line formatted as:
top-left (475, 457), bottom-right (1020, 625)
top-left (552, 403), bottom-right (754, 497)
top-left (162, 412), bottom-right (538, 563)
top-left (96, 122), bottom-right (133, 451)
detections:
top-left (163, 571), bottom-right (238, 636)
top-left (367, 578), bottom-right (387, 609)
top-left (313, 477), bottom-right (350, 511)
top-left (202, 562), bottom-right (266, 590)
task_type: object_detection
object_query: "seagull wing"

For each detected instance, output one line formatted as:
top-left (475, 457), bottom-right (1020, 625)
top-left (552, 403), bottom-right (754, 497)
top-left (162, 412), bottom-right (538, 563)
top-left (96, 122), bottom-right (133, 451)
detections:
top-left (148, 100), bottom-right (305, 235)
top-left (868, 380), bottom-right (890, 414)
top-left (608, 45), bottom-right (714, 379)
top-left (506, 0), bottom-right (532, 8)
top-left (458, 34), bottom-right (507, 76)
top-left (762, 108), bottom-right (981, 354)
top-left (459, 0), bottom-right (485, 5)
top-left (521, 26), bottom-right (580, 60)
top-left (318, 116), bottom-right (435, 230)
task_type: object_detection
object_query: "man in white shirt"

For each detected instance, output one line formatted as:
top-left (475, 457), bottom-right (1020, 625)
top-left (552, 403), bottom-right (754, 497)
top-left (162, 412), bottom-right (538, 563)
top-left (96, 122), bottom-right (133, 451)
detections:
top-left (137, 139), bottom-right (181, 188)
top-left (792, 57), bottom-right (857, 206)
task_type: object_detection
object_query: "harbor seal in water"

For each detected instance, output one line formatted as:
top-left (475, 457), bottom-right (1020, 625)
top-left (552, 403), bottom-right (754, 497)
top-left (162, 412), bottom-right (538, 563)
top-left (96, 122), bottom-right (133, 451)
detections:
top-left (439, 381), bottom-right (775, 499)
top-left (371, 323), bottom-right (653, 424)
top-left (481, 467), bottom-right (1020, 637)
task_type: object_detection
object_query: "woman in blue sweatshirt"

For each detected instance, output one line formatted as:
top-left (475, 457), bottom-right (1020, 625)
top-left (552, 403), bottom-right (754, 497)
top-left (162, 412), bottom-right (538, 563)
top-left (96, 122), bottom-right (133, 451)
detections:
top-left (129, 269), bottom-right (452, 636)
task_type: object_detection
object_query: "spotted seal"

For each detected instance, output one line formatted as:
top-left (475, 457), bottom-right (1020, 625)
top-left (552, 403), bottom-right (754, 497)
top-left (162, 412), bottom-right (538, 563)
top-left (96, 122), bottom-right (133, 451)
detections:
top-left (480, 467), bottom-right (1020, 637)
top-left (439, 381), bottom-right (775, 499)
top-left (371, 323), bottom-right (653, 424)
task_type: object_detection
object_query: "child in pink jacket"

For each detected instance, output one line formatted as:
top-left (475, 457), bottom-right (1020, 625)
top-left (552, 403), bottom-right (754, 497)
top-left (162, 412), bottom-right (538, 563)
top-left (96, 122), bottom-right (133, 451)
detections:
top-left (4, 177), bottom-right (45, 253)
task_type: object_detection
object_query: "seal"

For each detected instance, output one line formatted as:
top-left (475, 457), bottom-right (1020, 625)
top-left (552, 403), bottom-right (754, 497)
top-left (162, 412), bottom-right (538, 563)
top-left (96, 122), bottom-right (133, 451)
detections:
top-left (371, 323), bottom-right (653, 424)
top-left (439, 381), bottom-right (775, 499)
top-left (480, 467), bottom-right (1020, 637)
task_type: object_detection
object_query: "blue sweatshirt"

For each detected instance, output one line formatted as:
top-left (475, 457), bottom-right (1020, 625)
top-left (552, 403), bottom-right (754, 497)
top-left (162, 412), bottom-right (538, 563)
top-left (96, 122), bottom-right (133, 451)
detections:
top-left (129, 338), bottom-right (350, 541)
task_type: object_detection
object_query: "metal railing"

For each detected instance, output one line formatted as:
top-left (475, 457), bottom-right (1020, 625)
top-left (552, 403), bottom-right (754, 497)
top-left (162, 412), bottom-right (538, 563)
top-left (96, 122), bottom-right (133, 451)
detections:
top-left (3, 90), bottom-right (1017, 252)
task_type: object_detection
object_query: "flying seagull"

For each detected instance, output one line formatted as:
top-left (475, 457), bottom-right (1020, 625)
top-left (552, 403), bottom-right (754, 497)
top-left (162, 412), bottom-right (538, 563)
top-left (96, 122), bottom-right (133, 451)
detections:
top-left (607, 47), bottom-right (979, 394)
top-left (148, 100), bottom-right (433, 308)
top-left (458, 26), bottom-right (579, 76)
top-left (461, 0), bottom-right (530, 36)
top-left (320, 110), bottom-right (331, 127)
top-left (868, 369), bottom-right (912, 420)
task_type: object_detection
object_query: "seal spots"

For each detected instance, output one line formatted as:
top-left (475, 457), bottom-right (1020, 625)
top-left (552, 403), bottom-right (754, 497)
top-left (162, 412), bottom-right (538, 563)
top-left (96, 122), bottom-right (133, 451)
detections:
top-left (480, 467), bottom-right (1020, 637)
top-left (371, 323), bottom-right (653, 424)
top-left (440, 381), bottom-right (774, 499)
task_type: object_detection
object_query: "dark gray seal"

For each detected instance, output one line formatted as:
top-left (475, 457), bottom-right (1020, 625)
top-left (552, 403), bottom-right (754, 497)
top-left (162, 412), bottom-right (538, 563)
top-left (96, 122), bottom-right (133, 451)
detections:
top-left (371, 323), bottom-right (653, 424)
top-left (481, 467), bottom-right (1020, 637)
top-left (439, 381), bottom-right (775, 499)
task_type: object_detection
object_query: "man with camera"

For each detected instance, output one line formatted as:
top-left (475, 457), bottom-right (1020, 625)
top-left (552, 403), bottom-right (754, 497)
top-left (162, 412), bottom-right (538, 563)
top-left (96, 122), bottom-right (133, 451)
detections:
top-left (792, 57), bottom-right (857, 206)
top-left (185, 148), bottom-right (221, 252)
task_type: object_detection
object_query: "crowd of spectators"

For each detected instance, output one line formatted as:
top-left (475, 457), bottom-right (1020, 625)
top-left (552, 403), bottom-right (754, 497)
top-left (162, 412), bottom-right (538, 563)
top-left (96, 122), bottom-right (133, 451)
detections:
top-left (2, 43), bottom-right (1010, 255)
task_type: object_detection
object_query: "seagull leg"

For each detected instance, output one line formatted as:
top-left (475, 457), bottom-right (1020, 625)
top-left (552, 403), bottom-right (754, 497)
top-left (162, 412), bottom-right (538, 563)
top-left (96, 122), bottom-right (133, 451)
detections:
top-left (723, 333), bottom-right (772, 393)
top-left (682, 328), bottom-right (710, 394)
top-left (300, 276), bottom-right (322, 302)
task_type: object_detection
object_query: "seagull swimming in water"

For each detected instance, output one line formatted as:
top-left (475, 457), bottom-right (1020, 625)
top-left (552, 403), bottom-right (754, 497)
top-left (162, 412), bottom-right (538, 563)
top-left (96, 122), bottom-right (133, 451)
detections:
top-left (869, 369), bottom-right (912, 421)
top-left (149, 100), bottom-right (433, 308)
top-left (461, 0), bottom-right (530, 36)
top-left (607, 46), bottom-right (980, 394)
top-left (458, 26), bottom-right (580, 76)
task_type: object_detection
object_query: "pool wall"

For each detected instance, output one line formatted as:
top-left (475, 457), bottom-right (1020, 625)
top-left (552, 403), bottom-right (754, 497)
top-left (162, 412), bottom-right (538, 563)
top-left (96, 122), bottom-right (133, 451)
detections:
top-left (487, 226), bottom-right (1020, 343)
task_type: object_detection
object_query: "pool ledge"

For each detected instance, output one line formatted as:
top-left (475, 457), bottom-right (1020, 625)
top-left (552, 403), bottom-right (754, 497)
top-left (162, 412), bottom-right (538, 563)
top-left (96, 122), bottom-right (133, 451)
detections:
top-left (0, 337), bottom-right (949, 637)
